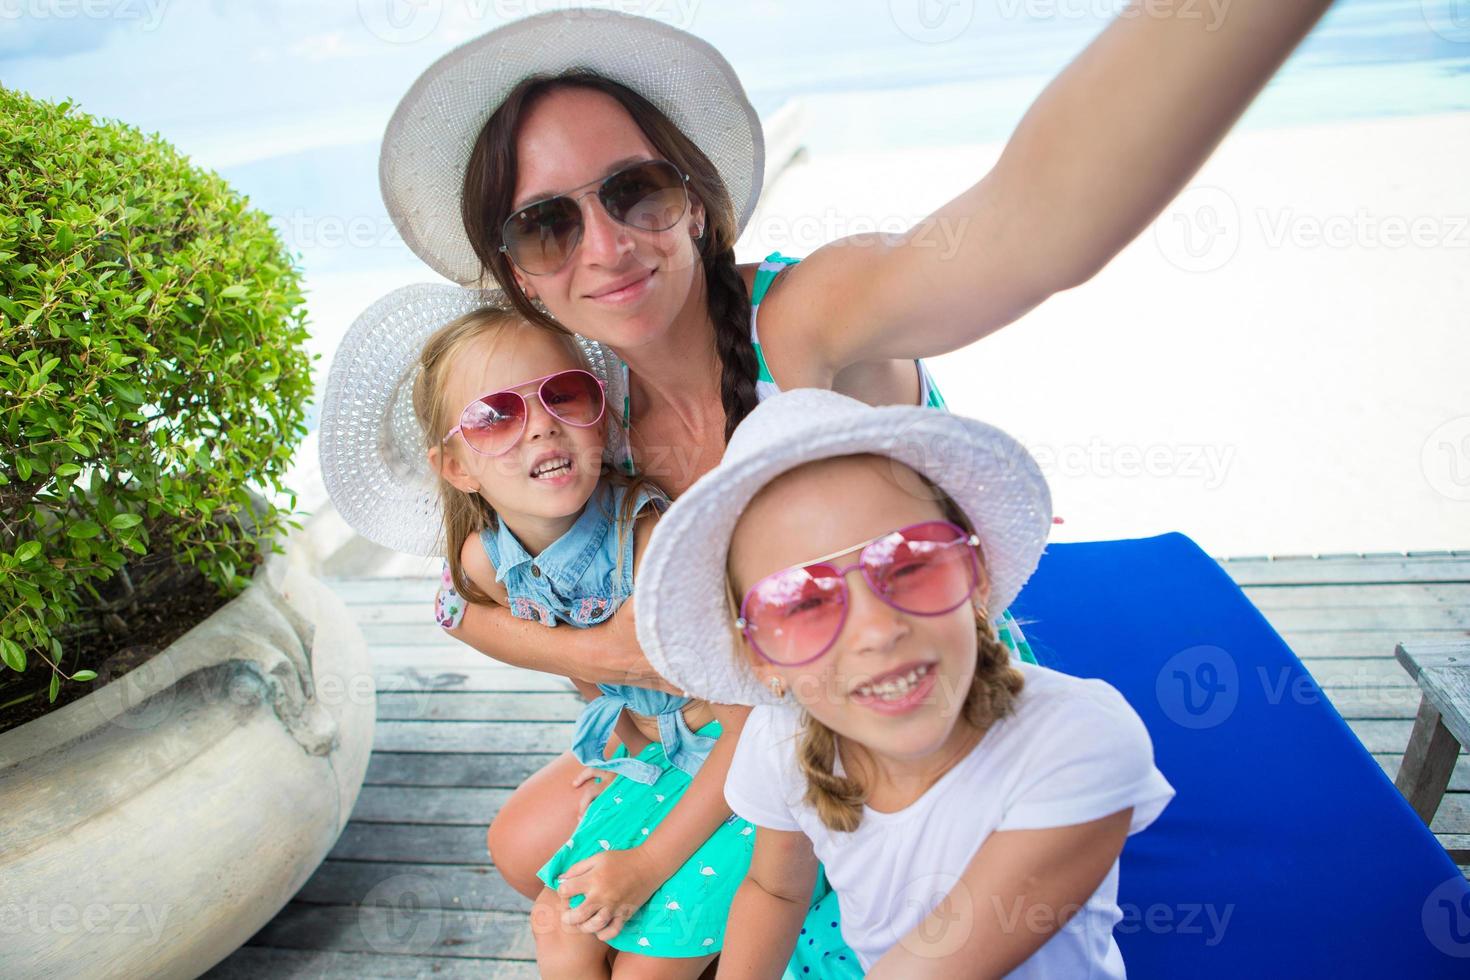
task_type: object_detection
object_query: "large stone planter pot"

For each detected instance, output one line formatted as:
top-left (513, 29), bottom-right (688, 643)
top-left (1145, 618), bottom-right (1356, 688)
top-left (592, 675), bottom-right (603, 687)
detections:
top-left (0, 533), bottom-right (375, 979)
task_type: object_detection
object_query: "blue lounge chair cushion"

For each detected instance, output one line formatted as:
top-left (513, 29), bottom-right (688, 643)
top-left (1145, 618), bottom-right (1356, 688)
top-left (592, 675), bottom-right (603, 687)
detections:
top-left (1009, 533), bottom-right (1470, 976)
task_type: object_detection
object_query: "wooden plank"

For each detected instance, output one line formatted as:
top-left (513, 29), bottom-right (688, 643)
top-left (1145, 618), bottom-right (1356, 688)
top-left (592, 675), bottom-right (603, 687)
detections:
top-left (1241, 583), bottom-right (1470, 610)
top-left (1262, 607), bottom-right (1470, 632)
top-left (374, 721), bottom-right (572, 754)
top-left (1375, 753), bottom-right (1470, 793)
top-left (292, 860), bottom-right (532, 914)
top-left (1284, 631), bottom-right (1470, 659)
top-left (1318, 685), bottom-right (1422, 720)
top-left (366, 752), bottom-right (562, 789)
top-left (328, 823), bottom-right (492, 865)
top-left (377, 691), bottom-right (587, 723)
top-left (1431, 793), bottom-right (1470, 835)
top-left (1344, 718), bottom-right (1419, 754)
top-left (325, 577), bottom-right (438, 605)
top-left (1299, 657), bottom-right (1415, 687)
top-left (376, 666), bottom-right (577, 694)
top-left (244, 901), bottom-right (535, 960)
top-left (351, 786), bottom-right (512, 826)
top-left (204, 947), bottom-right (538, 979)
top-left (1396, 644), bottom-right (1470, 742)
top-left (1219, 555), bottom-right (1470, 586)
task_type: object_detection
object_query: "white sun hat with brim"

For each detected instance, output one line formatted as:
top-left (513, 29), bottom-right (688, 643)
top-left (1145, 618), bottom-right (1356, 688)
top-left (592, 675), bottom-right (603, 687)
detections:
top-left (379, 8), bottom-right (766, 286)
top-left (318, 282), bottom-right (630, 557)
top-left (634, 388), bottom-right (1053, 707)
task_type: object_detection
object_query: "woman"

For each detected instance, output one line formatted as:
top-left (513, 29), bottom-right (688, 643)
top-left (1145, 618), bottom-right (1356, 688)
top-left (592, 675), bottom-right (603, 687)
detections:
top-left (379, 3), bottom-right (1334, 907)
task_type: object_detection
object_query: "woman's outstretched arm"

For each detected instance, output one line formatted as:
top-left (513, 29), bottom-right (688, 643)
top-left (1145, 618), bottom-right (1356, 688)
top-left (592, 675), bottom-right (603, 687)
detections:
top-left (779, 0), bottom-right (1336, 367)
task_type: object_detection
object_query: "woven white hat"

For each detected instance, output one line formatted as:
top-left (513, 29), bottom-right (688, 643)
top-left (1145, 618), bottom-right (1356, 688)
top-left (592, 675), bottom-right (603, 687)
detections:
top-left (318, 283), bottom-right (629, 557)
top-left (380, 9), bottom-right (765, 285)
top-left (634, 389), bottom-right (1053, 706)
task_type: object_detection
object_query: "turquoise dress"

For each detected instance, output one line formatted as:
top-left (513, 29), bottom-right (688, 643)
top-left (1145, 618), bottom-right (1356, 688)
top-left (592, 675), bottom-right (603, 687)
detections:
top-left (490, 484), bottom-right (754, 958)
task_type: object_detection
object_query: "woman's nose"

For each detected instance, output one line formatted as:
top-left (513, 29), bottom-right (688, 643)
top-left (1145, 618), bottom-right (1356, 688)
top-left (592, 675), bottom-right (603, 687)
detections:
top-left (575, 191), bottom-right (634, 267)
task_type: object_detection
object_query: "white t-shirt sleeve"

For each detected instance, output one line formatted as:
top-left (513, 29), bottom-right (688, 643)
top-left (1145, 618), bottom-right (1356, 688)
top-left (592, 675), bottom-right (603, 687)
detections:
top-left (724, 704), bottom-right (804, 832)
top-left (997, 679), bottom-right (1175, 835)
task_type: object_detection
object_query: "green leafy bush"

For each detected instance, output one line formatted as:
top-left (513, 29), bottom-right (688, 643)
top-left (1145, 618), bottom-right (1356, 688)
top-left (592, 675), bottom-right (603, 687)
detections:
top-left (0, 87), bottom-right (312, 706)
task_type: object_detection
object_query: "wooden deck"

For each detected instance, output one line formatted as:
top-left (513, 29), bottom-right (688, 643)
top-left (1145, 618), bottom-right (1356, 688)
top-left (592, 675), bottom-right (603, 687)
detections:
top-left (204, 551), bottom-right (1470, 978)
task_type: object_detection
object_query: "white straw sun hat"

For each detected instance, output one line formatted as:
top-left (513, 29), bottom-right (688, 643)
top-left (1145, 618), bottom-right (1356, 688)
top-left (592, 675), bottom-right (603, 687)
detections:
top-left (380, 8), bottom-right (766, 285)
top-left (318, 283), bottom-right (629, 557)
top-left (634, 388), bottom-right (1053, 707)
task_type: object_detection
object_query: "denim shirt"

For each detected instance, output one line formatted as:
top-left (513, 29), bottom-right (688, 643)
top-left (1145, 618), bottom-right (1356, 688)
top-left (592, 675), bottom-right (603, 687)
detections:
top-left (480, 481), bottom-right (715, 785)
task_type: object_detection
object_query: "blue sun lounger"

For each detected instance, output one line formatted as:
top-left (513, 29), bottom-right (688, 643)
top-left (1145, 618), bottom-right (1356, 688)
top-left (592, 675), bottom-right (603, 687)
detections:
top-left (1010, 533), bottom-right (1470, 976)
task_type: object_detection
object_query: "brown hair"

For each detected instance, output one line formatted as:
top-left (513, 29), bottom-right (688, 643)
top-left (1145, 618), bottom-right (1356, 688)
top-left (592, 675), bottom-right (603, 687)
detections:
top-left (412, 307), bottom-right (660, 606)
top-left (725, 467), bottom-right (1026, 834)
top-left (461, 69), bottom-right (760, 444)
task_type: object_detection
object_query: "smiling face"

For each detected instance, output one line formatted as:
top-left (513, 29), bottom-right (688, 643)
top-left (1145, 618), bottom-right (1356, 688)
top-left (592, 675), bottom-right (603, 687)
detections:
top-left (503, 86), bottom-right (707, 353)
top-left (727, 455), bottom-right (992, 768)
top-left (429, 319), bottom-right (607, 530)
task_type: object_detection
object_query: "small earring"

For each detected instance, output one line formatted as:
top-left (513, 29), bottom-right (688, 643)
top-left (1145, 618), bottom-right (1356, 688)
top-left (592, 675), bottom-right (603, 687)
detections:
top-left (766, 676), bottom-right (787, 699)
top-left (691, 224), bottom-right (704, 239)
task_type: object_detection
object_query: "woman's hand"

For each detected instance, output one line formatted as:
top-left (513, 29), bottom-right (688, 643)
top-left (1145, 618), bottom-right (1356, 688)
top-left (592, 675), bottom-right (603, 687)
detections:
top-left (555, 846), bottom-right (666, 942)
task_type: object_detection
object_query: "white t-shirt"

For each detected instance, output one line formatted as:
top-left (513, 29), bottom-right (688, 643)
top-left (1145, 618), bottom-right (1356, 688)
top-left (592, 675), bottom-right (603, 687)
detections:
top-left (723, 661), bottom-right (1175, 976)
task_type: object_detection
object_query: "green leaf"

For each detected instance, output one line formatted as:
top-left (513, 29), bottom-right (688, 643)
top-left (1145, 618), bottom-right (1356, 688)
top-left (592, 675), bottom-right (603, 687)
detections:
top-left (109, 513), bottom-right (142, 529)
top-left (1, 639), bottom-right (25, 672)
top-left (49, 673), bottom-right (60, 703)
top-left (219, 283), bottom-right (249, 299)
top-left (72, 669), bottom-right (97, 682)
top-left (66, 521), bottom-right (102, 539)
top-left (14, 541), bottom-right (42, 562)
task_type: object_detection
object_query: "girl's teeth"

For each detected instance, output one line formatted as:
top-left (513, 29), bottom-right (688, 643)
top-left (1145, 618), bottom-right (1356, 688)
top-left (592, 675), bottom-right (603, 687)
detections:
top-left (856, 664), bottom-right (930, 700)
top-left (533, 460), bottom-right (570, 478)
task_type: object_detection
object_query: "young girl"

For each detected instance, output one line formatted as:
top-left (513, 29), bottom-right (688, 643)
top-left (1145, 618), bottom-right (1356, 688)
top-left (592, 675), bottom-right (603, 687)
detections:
top-left (411, 300), bottom-right (753, 977)
top-left (633, 388), bottom-right (1176, 979)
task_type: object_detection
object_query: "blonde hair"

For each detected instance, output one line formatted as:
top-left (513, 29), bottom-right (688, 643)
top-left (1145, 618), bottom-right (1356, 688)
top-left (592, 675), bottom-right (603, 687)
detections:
top-left (411, 307), bottom-right (661, 606)
top-left (725, 462), bottom-right (1025, 834)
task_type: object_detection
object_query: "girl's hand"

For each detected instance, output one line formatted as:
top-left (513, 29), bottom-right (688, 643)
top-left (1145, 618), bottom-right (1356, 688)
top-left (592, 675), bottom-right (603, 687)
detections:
top-left (570, 766), bottom-right (610, 818)
top-left (555, 847), bottom-right (665, 942)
